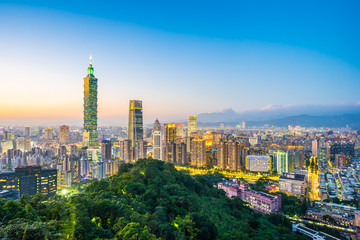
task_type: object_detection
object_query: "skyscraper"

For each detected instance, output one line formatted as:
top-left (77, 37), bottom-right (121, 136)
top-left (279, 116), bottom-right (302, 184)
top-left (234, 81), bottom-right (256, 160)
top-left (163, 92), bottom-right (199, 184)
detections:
top-left (83, 57), bottom-right (99, 148)
top-left (128, 100), bottom-right (143, 147)
top-left (217, 139), bottom-right (243, 171)
top-left (176, 124), bottom-right (184, 138)
top-left (271, 150), bottom-right (288, 174)
top-left (133, 140), bottom-right (147, 161)
top-left (153, 118), bottom-right (161, 132)
top-left (188, 116), bottom-right (197, 136)
top-left (25, 127), bottom-right (31, 138)
top-left (101, 139), bottom-right (112, 160)
top-left (164, 124), bottom-right (176, 144)
top-left (120, 139), bottom-right (132, 163)
top-left (312, 139), bottom-right (319, 157)
top-left (59, 125), bottom-right (69, 143)
top-left (44, 128), bottom-right (53, 140)
top-left (163, 142), bottom-right (186, 165)
top-left (190, 138), bottom-right (206, 167)
top-left (152, 119), bottom-right (162, 160)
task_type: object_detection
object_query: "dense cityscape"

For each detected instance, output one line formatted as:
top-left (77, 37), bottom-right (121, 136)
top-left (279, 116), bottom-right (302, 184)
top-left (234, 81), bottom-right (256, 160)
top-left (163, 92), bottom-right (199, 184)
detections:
top-left (1, 1), bottom-right (360, 240)
top-left (0, 59), bottom-right (359, 239)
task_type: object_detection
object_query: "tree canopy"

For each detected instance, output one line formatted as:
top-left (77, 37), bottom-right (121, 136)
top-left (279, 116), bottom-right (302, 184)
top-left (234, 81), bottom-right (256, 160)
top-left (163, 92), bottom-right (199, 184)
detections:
top-left (0, 159), bottom-right (307, 239)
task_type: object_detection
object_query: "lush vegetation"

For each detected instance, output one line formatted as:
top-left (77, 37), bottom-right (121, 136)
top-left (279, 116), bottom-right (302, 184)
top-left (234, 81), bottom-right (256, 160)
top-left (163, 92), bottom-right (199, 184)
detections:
top-left (0, 159), bottom-right (307, 239)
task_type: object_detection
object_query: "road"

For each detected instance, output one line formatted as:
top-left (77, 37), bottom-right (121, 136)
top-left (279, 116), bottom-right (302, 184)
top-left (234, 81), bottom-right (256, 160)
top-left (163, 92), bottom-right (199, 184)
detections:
top-left (174, 166), bottom-right (279, 183)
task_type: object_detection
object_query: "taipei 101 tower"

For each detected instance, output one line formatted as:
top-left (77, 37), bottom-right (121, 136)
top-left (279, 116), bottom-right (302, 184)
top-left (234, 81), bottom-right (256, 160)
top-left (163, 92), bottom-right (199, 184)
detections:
top-left (83, 56), bottom-right (99, 148)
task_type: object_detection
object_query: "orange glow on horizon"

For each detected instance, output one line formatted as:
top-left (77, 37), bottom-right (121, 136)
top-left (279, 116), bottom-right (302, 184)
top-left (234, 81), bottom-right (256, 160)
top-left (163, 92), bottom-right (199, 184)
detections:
top-left (0, 104), bottom-right (81, 118)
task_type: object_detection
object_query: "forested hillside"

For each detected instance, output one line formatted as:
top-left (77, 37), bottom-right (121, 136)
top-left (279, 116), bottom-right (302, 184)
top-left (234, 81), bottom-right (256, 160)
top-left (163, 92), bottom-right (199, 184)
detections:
top-left (0, 159), bottom-right (307, 240)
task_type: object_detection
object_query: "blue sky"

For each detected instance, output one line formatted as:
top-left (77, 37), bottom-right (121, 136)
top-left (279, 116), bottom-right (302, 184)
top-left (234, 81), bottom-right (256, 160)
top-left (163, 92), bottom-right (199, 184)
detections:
top-left (0, 1), bottom-right (359, 125)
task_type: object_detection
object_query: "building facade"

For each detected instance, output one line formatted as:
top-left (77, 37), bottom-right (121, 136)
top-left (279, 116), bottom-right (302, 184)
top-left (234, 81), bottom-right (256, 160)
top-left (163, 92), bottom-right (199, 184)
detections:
top-left (279, 172), bottom-right (307, 196)
top-left (152, 119), bottom-right (162, 160)
top-left (246, 155), bottom-right (271, 172)
top-left (190, 138), bottom-right (206, 167)
top-left (164, 123), bottom-right (176, 144)
top-left (0, 166), bottom-right (57, 197)
top-left (188, 116), bottom-right (197, 136)
top-left (59, 125), bottom-right (70, 143)
top-left (128, 100), bottom-right (143, 147)
top-left (101, 139), bottom-right (112, 160)
top-left (217, 140), bottom-right (243, 171)
top-left (218, 180), bottom-right (281, 214)
top-left (83, 58), bottom-right (99, 148)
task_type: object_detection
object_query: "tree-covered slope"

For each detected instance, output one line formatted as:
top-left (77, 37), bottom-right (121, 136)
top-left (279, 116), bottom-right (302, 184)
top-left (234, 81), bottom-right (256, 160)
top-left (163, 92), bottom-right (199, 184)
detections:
top-left (0, 159), bottom-right (307, 239)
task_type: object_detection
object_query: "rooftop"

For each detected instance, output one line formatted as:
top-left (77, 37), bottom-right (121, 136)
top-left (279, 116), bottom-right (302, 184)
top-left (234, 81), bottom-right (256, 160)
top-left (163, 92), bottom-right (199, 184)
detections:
top-left (247, 189), bottom-right (278, 199)
top-left (279, 172), bottom-right (306, 181)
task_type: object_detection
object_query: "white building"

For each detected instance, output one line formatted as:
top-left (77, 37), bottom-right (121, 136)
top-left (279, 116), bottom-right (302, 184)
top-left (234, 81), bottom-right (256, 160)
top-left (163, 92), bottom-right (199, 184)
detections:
top-left (279, 172), bottom-right (307, 196)
top-left (249, 137), bottom-right (259, 146)
top-left (246, 155), bottom-right (271, 172)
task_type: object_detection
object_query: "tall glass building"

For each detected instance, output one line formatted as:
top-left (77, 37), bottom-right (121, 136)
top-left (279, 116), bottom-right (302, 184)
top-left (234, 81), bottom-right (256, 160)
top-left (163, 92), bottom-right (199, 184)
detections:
top-left (152, 119), bottom-right (162, 160)
top-left (273, 150), bottom-right (288, 174)
top-left (83, 58), bottom-right (99, 148)
top-left (188, 116), bottom-right (197, 136)
top-left (128, 100), bottom-right (143, 147)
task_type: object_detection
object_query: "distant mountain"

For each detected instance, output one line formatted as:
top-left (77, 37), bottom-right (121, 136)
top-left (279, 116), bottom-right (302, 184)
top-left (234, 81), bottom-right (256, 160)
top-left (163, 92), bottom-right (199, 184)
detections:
top-left (195, 108), bottom-right (239, 122)
top-left (255, 114), bottom-right (360, 129)
top-left (194, 103), bottom-right (360, 128)
top-left (197, 103), bottom-right (360, 123)
top-left (196, 113), bottom-right (360, 129)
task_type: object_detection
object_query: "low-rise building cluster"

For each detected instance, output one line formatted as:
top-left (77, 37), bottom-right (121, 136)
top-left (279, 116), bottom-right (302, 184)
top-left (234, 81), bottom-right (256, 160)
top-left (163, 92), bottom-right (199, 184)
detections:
top-left (218, 179), bottom-right (281, 214)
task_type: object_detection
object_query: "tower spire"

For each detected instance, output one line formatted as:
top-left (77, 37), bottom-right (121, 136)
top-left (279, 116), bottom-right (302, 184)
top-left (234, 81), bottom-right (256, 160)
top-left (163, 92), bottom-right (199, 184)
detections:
top-left (88, 55), bottom-right (94, 75)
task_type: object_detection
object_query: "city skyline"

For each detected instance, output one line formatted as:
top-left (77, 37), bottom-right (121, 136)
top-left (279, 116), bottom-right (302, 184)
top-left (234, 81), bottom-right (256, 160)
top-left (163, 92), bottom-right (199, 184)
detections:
top-left (1, 1), bottom-right (360, 125)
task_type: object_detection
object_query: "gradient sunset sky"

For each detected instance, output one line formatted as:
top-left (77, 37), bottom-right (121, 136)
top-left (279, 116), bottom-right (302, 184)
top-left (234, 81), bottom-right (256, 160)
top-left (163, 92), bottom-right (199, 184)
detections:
top-left (0, 1), bottom-right (359, 125)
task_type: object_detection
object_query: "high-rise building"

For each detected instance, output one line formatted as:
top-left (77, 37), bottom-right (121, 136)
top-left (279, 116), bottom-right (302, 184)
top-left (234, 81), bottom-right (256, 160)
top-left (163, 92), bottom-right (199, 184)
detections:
top-left (94, 161), bottom-right (106, 179)
top-left (217, 140), bottom-right (243, 171)
top-left (133, 140), bottom-right (147, 161)
top-left (175, 143), bottom-right (187, 165)
top-left (83, 57), bottom-right (99, 148)
top-left (59, 125), bottom-right (70, 143)
top-left (164, 124), bottom-right (176, 144)
top-left (312, 139), bottom-right (319, 157)
top-left (80, 156), bottom-right (90, 177)
top-left (120, 139), bottom-right (132, 163)
top-left (176, 124), bottom-right (184, 138)
top-left (190, 138), bottom-right (206, 167)
top-left (271, 150), bottom-right (288, 174)
top-left (128, 100), bottom-right (143, 147)
top-left (203, 131), bottom-right (222, 148)
top-left (287, 149), bottom-right (300, 171)
top-left (188, 116), bottom-right (197, 136)
top-left (25, 127), bottom-right (31, 138)
top-left (152, 119), bottom-right (162, 160)
top-left (25, 138), bottom-right (31, 152)
top-left (101, 139), bottom-right (112, 160)
top-left (318, 147), bottom-right (327, 168)
top-left (15, 137), bottom-right (25, 151)
top-left (163, 142), bottom-right (186, 165)
top-left (72, 155), bottom-right (81, 182)
top-left (153, 118), bottom-right (161, 132)
top-left (44, 128), bottom-right (53, 140)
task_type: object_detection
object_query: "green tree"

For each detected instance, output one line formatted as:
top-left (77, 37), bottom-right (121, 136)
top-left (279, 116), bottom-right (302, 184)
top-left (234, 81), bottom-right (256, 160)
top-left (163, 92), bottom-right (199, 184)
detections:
top-left (116, 222), bottom-right (159, 240)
